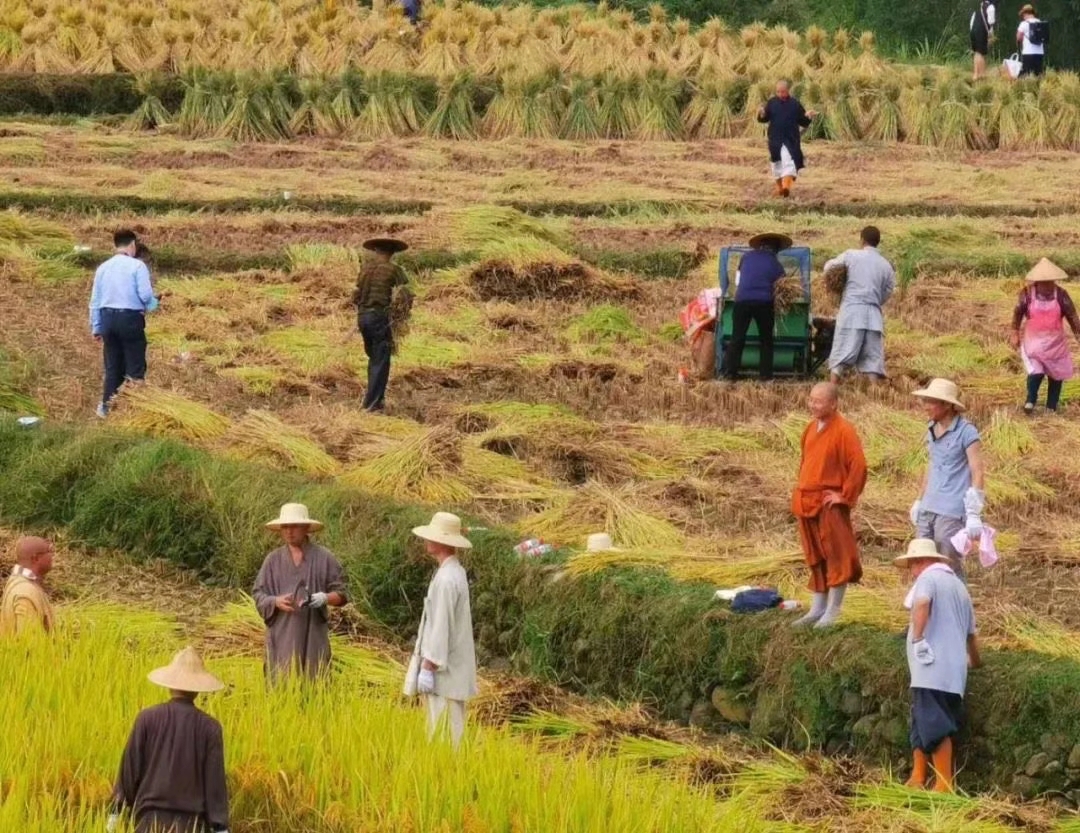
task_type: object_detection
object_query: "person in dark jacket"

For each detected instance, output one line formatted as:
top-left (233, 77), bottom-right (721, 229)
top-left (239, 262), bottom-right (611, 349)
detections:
top-left (724, 232), bottom-right (792, 381)
top-left (757, 80), bottom-right (818, 198)
top-left (353, 238), bottom-right (410, 412)
top-left (969, 0), bottom-right (996, 79)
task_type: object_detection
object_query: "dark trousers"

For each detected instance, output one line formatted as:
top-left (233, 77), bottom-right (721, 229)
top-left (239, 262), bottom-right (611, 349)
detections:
top-left (359, 310), bottom-right (392, 411)
top-left (1027, 373), bottom-right (1063, 410)
top-left (1020, 54), bottom-right (1044, 76)
top-left (135, 810), bottom-right (207, 833)
top-left (725, 301), bottom-right (775, 380)
top-left (100, 308), bottom-right (147, 405)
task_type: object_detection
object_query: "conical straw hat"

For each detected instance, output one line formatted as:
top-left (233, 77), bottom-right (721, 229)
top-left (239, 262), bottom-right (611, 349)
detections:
top-left (148, 647), bottom-right (224, 693)
top-left (1025, 258), bottom-right (1068, 283)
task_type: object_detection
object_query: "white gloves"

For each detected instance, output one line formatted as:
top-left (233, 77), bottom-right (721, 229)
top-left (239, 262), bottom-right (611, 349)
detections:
top-left (963, 488), bottom-right (986, 516)
top-left (965, 515), bottom-right (984, 540)
top-left (307, 592), bottom-right (328, 609)
top-left (106, 814), bottom-right (119, 833)
top-left (909, 499), bottom-right (921, 527)
top-left (417, 668), bottom-right (436, 694)
top-left (913, 639), bottom-right (935, 665)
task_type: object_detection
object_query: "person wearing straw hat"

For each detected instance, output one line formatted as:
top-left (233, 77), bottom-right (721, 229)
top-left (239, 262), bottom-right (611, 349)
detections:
top-left (1010, 258), bottom-right (1080, 414)
top-left (823, 226), bottom-right (896, 384)
top-left (354, 237), bottom-right (411, 412)
top-left (910, 379), bottom-right (986, 581)
top-left (895, 539), bottom-right (981, 793)
top-left (107, 647), bottom-right (229, 833)
top-left (1016, 4), bottom-right (1047, 77)
top-left (756, 80), bottom-right (817, 198)
top-left (252, 503), bottom-right (347, 682)
top-left (723, 232), bottom-right (792, 382)
top-left (404, 512), bottom-right (477, 748)
top-left (790, 382), bottom-right (868, 628)
top-left (0, 536), bottom-right (56, 636)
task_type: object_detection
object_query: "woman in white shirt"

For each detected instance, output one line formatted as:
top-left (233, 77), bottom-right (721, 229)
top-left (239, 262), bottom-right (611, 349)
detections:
top-left (1016, 4), bottom-right (1046, 77)
top-left (969, 0), bottom-right (995, 80)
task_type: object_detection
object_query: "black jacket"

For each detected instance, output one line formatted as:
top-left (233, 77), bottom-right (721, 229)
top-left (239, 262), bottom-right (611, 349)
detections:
top-left (758, 96), bottom-right (811, 170)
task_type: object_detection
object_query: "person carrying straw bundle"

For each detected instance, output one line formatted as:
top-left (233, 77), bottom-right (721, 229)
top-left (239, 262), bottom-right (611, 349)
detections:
top-left (353, 237), bottom-right (411, 413)
top-left (0, 536), bottom-right (56, 636)
top-left (790, 382), bottom-right (867, 628)
top-left (757, 80), bottom-right (817, 198)
top-left (910, 379), bottom-right (986, 581)
top-left (723, 232), bottom-right (792, 382)
top-left (404, 512), bottom-right (477, 749)
top-left (108, 647), bottom-right (229, 833)
top-left (1010, 258), bottom-right (1080, 414)
top-left (252, 503), bottom-right (348, 682)
top-left (896, 539), bottom-right (981, 794)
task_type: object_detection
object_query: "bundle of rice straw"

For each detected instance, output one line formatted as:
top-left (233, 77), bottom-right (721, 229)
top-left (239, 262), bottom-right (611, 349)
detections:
top-left (772, 275), bottom-right (806, 317)
top-left (823, 263), bottom-right (847, 299)
top-left (224, 410), bottom-right (341, 476)
top-left (389, 286), bottom-right (414, 355)
top-left (112, 385), bottom-right (231, 442)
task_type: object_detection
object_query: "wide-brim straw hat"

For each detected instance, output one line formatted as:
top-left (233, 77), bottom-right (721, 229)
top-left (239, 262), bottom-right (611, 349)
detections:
top-left (894, 538), bottom-right (951, 566)
top-left (1019, 3), bottom-right (1035, 16)
top-left (1025, 257), bottom-right (1068, 284)
top-left (363, 237), bottom-right (409, 254)
top-left (585, 532), bottom-right (624, 553)
top-left (148, 646), bottom-right (224, 693)
top-left (912, 378), bottom-right (966, 411)
top-left (265, 502), bottom-right (323, 531)
top-left (413, 511), bottom-right (473, 550)
top-left (748, 232), bottom-right (793, 251)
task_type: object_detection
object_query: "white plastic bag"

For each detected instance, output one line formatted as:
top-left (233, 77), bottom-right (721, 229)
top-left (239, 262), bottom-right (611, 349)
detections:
top-left (1004, 53), bottom-right (1022, 79)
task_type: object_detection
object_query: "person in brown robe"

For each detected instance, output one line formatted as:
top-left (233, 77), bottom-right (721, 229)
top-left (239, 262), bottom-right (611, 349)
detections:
top-left (108, 647), bottom-right (229, 833)
top-left (790, 382), bottom-right (867, 628)
top-left (252, 503), bottom-right (347, 681)
top-left (0, 536), bottom-right (56, 635)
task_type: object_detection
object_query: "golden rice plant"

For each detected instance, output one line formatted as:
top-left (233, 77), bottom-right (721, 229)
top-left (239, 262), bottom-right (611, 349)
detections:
top-left (112, 385), bottom-right (231, 442)
top-left (224, 409), bottom-right (341, 476)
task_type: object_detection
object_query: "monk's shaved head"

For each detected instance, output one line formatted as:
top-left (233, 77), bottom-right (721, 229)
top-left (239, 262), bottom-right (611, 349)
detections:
top-left (15, 536), bottom-right (54, 577)
top-left (811, 382), bottom-right (839, 403)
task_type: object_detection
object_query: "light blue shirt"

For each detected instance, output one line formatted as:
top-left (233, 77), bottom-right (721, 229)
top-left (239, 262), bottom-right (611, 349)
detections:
top-left (907, 568), bottom-right (976, 695)
top-left (824, 247), bottom-right (896, 333)
top-left (89, 254), bottom-right (156, 335)
top-left (922, 417), bottom-right (980, 520)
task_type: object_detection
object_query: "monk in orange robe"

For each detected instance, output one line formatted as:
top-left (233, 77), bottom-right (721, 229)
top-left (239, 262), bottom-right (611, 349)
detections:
top-left (790, 382), bottom-right (867, 628)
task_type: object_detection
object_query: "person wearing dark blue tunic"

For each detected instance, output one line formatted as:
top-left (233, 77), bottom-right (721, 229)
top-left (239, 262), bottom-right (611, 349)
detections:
top-left (723, 232), bottom-right (792, 381)
top-left (756, 80), bottom-right (817, 198)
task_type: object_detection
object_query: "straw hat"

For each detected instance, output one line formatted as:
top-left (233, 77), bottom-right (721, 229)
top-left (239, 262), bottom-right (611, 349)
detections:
top-left (265, 503), bottom-right (323, 531)
top-left (748, 232), bottom-right (793, 251)
top-left (1019, 3), bottom-right (1035, 16)
top-left (1025, 257), bottom-right (1068, 284)
top-left (363, 237), bottom-right (409, 254)
top-left (912, 378), bottom-right (965, 411)
top-left (148, 647), bottom-right (224, 693)
top-left (894, 538), bottom-right (950, 566)
top-left (585, 532), bottom-right (624, 553)
top-left (412, 512), bottom-right (473, 550)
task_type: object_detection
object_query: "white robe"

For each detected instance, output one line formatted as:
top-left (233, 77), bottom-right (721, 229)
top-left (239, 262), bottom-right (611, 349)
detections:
top-left (770, 145), bottom-right (798, 179)
top-left (403, 556), bottom-right (478, 702)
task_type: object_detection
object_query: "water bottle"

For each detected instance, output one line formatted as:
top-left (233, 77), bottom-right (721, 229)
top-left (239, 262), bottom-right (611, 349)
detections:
top-left (779, 599), bottom-right (801, 611)
top-left (514, 539), bottom-right (543, 557)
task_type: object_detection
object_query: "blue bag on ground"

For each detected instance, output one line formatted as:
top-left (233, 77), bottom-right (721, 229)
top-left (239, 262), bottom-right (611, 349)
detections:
top-left (731, 588), bottom-right (783, 613)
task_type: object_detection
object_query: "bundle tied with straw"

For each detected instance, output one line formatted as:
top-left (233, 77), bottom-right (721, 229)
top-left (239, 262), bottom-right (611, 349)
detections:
top-left (823, 262), bottom-right (847, 300)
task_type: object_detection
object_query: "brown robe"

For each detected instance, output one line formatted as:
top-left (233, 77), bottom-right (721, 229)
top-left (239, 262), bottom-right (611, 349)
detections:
top-left (791, 413), bottom-right (868, 592)
top-left (112, 699), bottom-right (229, 833)
top-left (252, 541), bottom-right (347, 681)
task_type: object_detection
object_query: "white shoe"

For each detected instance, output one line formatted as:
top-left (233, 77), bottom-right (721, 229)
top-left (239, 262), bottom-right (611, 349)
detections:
top-left (95, 403), bottom-right (107, 419)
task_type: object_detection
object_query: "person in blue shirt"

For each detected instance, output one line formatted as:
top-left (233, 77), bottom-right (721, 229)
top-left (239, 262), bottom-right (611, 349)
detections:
top-left (723, 232), bottom-right (791, 381)
top-left (89, 229), bottom-right (159, 418)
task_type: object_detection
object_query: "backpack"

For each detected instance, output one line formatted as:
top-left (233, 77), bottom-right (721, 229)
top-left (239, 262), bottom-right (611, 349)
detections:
top-left (1028, 20), bottom-right (1049, 46)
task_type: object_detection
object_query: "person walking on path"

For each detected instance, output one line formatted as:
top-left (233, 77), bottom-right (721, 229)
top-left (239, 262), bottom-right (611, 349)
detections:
top-left (0, 536), bottom-right (55, 636)
top-left (910, 379), bottom-right (986, 581)
top-left (1010, 258), bottom-right (1080, 414)
top-left (824, 226), bottom-right (896, 383)
top-left (896, 539), bottom-right (981, 794)
top-left (1016, 4), bottom-right (1047, 77)
top-left (89, 229), bottom-right (159, 418)
top-left (253, 503), bottom-right (347, 682)
top-left (790, 382), bottom-right (868, 629)
top-left (108, 647), bottom-right (229, 833)
top-left (724, 232), bottom-right (792, 381)
top-left (353, 237), bottom-right (411, 412)
top-left (757, 80), bottom-right (817, 198)
top-left (403, 512), bottom-right (477, 748)
top-left (970, 0), bottom-right (996, 79)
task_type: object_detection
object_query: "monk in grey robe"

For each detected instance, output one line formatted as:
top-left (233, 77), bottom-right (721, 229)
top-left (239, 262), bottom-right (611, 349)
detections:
top-left (252, 503), bottom-right (347, 681)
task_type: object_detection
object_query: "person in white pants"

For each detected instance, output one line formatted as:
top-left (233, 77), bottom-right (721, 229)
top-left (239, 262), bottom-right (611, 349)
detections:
top-left (403, 512), bottom-right (477, 748)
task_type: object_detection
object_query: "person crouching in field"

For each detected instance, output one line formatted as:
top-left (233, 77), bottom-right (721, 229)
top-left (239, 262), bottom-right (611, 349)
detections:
top-left (353, 237), bottom-right (411, 413)
top-left (757, 80), bottom-right (817, 198)
top-left (790, 382), bottom-right (867, 628)
top-left (1010, 258), bottom-right (1080, 414)
top-left (897, 539), bottom-right (981, 794)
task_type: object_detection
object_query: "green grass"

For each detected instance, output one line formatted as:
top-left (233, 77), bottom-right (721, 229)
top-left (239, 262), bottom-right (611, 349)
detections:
top-left (565, 305), bottom-right (646, 345)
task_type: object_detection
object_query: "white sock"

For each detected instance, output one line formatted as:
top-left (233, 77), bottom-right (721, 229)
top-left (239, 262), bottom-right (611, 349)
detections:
top-left (814, 585), bottom-right (847, 628)
top-left (792, 592), bottom-right (828, 626)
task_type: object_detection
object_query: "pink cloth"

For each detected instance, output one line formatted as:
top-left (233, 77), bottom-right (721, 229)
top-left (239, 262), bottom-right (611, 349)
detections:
top-left (903, 562), bottom-right (955, 610)
top-left (1021, 288), bottom-right (1074, 380)
top-left (950, 526), bottom-right (999, 569)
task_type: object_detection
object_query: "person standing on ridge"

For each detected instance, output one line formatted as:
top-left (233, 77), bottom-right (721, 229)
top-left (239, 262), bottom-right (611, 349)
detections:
top-left (970, 0), bottom-right (996, 79)
top-left (1016, 4), bottom-right (1047, 77)
top-left (757, 80), bottom-right (817, 198)
top-left (353, 238), bottom-right (411, 412)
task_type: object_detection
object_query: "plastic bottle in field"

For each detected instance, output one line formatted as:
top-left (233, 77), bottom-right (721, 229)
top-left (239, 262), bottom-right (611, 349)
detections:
top-left (779, 599), bottom-right (801, 611)
top-left (514, 539), bottom-right (551, 557)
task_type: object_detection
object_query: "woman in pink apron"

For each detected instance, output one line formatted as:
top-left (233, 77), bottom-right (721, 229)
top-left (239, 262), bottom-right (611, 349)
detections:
top-left (1010, 258), bottom-right (1080, 413)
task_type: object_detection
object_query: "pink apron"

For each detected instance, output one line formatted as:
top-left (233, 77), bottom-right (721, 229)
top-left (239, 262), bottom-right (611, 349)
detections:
top-left (1021, 288), bottom-right (1074, 380)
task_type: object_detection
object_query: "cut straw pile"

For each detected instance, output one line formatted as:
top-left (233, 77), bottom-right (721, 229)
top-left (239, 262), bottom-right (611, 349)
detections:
top-left (112, 385), bottom-right (231, 442)
top-left (823, 263), bottom-right (847, 300)
top-left (772, 275), bottom-right (805, 317)
top-left (223, 409), bottom-right (341, 476)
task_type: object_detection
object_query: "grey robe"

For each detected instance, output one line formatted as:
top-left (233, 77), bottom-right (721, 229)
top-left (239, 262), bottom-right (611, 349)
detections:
top-left (252, 542), bottom-right (347, 680)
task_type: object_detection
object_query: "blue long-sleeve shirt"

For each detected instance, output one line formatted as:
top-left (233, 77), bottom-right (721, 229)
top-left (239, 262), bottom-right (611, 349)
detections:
top-left (89, 254), bottom-right (157, 335)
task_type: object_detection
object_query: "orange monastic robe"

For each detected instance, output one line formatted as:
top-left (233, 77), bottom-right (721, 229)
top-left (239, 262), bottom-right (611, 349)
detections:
top-left (790, 413), bottom-right (868, 593)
